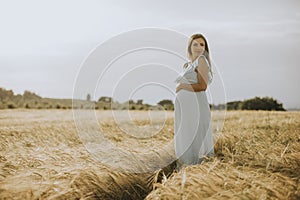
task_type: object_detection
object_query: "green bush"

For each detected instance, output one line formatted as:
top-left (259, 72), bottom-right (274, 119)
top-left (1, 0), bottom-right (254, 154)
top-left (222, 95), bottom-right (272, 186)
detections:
top-left (7, 102), bottom-right (16, 109)
top-left (227, 97), bottom-right (285, 111)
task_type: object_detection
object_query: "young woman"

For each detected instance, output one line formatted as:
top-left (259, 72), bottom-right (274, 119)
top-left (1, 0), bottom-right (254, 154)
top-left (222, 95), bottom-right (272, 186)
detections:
top-left (174, 33), bottom-right (214, 171)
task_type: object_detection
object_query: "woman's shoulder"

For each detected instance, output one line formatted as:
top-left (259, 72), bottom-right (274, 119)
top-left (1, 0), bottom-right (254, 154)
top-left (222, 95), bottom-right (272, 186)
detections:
top-left (196, 55), bottom-right (207, 62)
top-left (196, 55), bottom-right (210, 68)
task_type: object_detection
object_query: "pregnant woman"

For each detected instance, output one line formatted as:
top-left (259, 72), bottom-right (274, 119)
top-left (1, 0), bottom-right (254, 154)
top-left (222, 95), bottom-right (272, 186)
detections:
top-left (174, 33), bottom-right (214, 171)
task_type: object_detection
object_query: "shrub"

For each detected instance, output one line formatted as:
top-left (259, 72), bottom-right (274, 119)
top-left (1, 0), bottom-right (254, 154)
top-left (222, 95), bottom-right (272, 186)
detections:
top-left (7, 102), bottom-right (16, 109)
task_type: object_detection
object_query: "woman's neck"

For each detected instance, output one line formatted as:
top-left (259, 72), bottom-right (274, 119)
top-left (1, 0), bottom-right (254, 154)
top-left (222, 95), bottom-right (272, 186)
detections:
top-left (190, 54), bottom-right (204, 63)
top-left (190, 55), bottom-right (199, 63)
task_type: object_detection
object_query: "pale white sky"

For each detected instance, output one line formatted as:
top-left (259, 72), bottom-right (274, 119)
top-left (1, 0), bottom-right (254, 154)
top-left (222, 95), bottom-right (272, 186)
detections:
top-left (0, 0), bottom-right (299, 109)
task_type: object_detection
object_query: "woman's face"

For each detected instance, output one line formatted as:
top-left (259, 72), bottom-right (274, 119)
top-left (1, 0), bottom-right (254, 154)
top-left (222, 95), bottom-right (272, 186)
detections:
top-left (191, 37), bottom-right (206, 58)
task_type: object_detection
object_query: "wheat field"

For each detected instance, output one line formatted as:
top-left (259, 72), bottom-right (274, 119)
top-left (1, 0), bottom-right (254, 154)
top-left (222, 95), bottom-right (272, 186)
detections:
top-left (0, 109), bottom-right (299, 199)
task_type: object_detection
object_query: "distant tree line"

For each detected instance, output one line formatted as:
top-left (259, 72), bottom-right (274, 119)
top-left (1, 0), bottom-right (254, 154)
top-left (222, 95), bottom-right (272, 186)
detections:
top-left (0, 88), bottom-right (72, 109)
top-left (0, 88), bottom-right (285, 111)
top-left (156, 97), bottom-right (285, 111)
top-left (225, 97), bottom-right (285, 111)
top-left (0, 88), bottom-right (162, 110)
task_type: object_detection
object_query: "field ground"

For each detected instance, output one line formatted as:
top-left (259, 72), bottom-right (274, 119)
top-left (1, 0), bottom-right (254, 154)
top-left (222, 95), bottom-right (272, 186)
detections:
top-left (0, 109), bottom-right (299, 199)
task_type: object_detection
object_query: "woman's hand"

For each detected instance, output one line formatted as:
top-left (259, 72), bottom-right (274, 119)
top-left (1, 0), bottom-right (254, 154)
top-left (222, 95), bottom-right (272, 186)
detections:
top-left (176, 84), bottom-right (183, 93)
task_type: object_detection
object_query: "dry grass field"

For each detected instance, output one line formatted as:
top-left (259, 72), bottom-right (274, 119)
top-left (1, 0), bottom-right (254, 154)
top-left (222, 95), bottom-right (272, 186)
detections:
top-left (0, 109), bottom-right (299, 199)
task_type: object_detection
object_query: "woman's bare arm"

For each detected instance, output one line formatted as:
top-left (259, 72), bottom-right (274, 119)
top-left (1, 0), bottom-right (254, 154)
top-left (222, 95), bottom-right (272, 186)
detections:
top-left (177, 82), bottom-right (205, 92)
top-left (177, 56), bottom-right (208, 92)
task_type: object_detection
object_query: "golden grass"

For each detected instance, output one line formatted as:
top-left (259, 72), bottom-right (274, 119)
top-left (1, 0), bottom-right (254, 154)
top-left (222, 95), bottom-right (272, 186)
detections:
top-left (0, 109), bottom-right (299, 199)
top-left (147, 111), bottom-right (300, 200)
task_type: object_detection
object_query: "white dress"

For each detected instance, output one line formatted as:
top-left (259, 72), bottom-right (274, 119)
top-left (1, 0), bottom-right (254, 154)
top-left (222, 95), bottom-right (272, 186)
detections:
top-left (174, 55), bottom-right (214, 169)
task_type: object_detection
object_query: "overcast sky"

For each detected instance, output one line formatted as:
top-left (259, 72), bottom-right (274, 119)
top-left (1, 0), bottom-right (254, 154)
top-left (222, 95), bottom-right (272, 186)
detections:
top-left (0, 0), bottom-right (299, 109)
